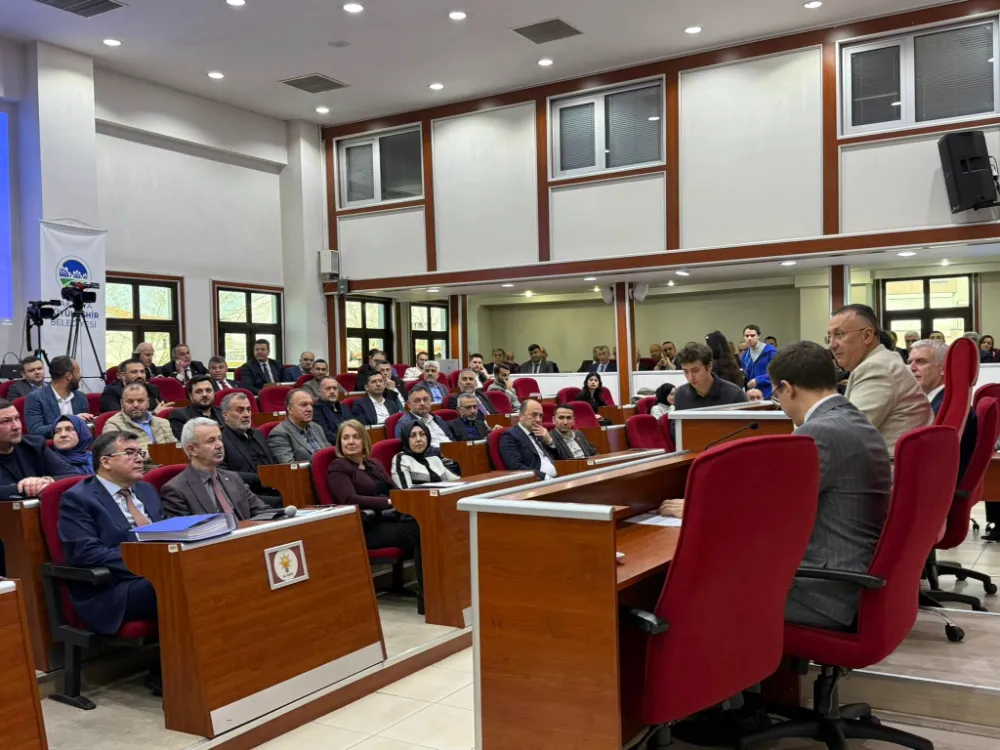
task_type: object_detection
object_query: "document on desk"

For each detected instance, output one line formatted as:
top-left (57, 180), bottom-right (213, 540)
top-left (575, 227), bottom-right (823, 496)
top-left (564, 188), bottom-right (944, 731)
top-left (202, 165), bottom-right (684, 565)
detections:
top-left (133, 513), bottom-right (236, 542)
top-left (624, 513), bottom-right (682, 528)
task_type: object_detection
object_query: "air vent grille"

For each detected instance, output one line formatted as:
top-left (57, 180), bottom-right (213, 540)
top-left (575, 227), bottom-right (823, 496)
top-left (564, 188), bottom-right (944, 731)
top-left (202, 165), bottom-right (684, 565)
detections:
top-left (511, 18), bottom-right (582, 45)
top-left (31, 0), bottom-right (126, 18)
top-left (281, 74), bottom-right (350, 94)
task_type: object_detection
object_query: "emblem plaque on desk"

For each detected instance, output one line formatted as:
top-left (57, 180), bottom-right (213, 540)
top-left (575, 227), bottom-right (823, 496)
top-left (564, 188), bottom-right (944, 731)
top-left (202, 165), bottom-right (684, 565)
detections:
top-left (264, 540), bottom-right (309, 590)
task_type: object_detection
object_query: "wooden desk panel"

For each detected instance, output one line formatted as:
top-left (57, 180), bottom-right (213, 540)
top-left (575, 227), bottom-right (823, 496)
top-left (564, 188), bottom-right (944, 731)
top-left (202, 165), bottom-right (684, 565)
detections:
top-left (616, 522), bottom-right (679, 590)
top-left (598, 406), bottom-right (626, 425)
top-left (252, 412), bottom-right (284, 428)
top-left (0, 580), bottom-right (49, 750)
top-left (0, 502), bottom-right (53, 672)
top-left (440, 440), bottom-right (492, 476)
top-left (122, 510), bottom-right (384, 738)
top-left (485, 414), bottom-right (514, 429)
top-left (258, 463), bottom-right (316, 508)
top-left (984, 455), bottom-right (1000, 502)
top-left (554, 449), bottom-right (666, 477)
top-left (366, 425), bottom-right (386, 444)
top-left (147, 442), bottom-right (187, 467)
top-left (678, 417), bottom-right (793, 452)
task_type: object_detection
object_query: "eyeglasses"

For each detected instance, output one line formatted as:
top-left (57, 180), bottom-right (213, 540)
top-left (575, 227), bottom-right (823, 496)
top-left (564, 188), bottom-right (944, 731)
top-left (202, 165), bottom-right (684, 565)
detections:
top-left (771, 381), bottom-right (787, 403)
top-left (824, 328), bottom-right (870, 346)
top-left (108, 448), bottom-right (144, 459)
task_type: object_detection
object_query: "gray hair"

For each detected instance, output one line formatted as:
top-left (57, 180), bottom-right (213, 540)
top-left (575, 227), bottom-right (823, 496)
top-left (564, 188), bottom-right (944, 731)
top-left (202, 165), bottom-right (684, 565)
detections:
top-left (220, 391), bottom-right (250, 412)
top-left (456, 392), bottom-right (479, 406)
top-left (180, 417), bottom-right (221, 451)
top-left (423, 360), bottom-right (440, 370)
top-left (911, 339), bottom-right (948, 364)
top-left (964, 331), bottom-right (981, 344)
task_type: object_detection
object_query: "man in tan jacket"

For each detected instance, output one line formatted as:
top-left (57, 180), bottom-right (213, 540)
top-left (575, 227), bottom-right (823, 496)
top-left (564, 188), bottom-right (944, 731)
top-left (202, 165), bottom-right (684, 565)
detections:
top-left (827, 304), bottom-right (932, 453)
top-left (102, 383), bottom-right (175, 469)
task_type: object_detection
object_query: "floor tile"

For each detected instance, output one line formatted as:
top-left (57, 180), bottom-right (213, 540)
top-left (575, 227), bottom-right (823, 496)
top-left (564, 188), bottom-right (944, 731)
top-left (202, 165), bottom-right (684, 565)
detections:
top-left (378, 703), bottom-right (475, 750)
top-left (256, 722), bottom-right (370, 750)
top-left (351, 738), bottom-right (432, 750)
top-left (315, 692), bottom-right (432, 735)
top-left (378, 665), bottom-right (472, 702)
top-left (939, 550), bottom-right (982, 566)
top-left (438, 684), bottom-right (474, 711)
top-left (433, 648), bottom-right (473, 674)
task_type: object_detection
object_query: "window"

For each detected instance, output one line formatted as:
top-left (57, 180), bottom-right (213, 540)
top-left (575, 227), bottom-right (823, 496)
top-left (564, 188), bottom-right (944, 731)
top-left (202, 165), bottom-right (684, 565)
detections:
top-left (409, 303), bottom-right (448, 365)
top-left (842, 19), bottom-right (999, 135)
top-left (338, 127), bottom-right (423, 208)
top-left (0, 109), bottom-right (12, 327)
top-left (345, 298), bottom-right (393, 370)
top-left (551, 80), bottom-right (664, 178)
top-left (881, 275), bottom-right (973, 344)
top-left (215, 284), bottom-right (283, 372)
top-left (104, 275), bottom-right (182, 370)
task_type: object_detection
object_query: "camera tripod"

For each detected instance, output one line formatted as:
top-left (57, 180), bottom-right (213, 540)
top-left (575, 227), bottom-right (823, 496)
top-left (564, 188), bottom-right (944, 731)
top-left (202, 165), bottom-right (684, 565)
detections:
top-left (64, 305), bottom-right (106, 381)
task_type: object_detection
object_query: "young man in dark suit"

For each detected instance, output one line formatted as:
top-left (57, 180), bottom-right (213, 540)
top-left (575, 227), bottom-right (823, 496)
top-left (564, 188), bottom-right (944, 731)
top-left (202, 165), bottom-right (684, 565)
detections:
top-left (312, 376), bottom-right (349, 444)
top-left (351, 372), bottom-right (402, 426)
top-left (25, 356), bottom-right (93, 437)
top-left (208, 356), bottom-right (241, 392)
top-left (6, 356), bottom-right (46, 400)
top-left (550, 405), bottom-right (598, 459)
top-left (498, 399), bottom-right (559, 480)
top-left (159, 343), bottom-right (208, 384)
top-left (100, 358), bottom-right (167, 413)
top-left (0, 398), bottom-right (77, 501)
top-left (520, 344), bottom-right (558, 375)
top-left (169, 376), bottom-right (223, 440)
top-left (239, 339), bottom-right (285, 394)
top-left (445, 393), bottom-right (494, 442)
top-left (218, 391), bottom-right (281, 506)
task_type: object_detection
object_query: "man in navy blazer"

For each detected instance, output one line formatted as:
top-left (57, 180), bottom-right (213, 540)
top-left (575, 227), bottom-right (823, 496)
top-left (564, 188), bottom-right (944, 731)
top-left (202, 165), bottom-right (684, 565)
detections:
top-left (239, 339), bottom-right (286, 394)
top-left (58, 431), bottom-right (161, 637)
top-left (498, 399), bottom-right (559, 480)
top-left (351, 372), bottom-right (402, 426)
top-left (25, 355), bottom-right (93, 437)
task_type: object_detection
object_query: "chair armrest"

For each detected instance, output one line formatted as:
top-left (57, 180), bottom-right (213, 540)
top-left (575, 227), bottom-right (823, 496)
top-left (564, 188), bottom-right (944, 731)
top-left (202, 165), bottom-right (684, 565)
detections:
top-left (41, 562), bottom-right (112, 586)
top-left (795, 567), bottom-right (885, 589)
top-left (619, 607), bottom-right (669, 635)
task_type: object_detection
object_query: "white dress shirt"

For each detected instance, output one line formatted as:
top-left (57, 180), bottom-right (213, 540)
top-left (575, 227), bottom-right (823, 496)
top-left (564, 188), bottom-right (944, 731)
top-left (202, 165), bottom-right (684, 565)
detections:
top-left (369, 396), bottom-right (390, 425)
top-left (420, 413), bottom-right (451, 448)
top-left (798, 393), bottom-right (841, 429)
top-left (53, 386), bottom-right (75, 416)
top-left (96, 475), bottom-right (148, 528)
top-left (926, 384), bottom-right (945, 404)
top-left (519, 423), bottom-right (557, 479)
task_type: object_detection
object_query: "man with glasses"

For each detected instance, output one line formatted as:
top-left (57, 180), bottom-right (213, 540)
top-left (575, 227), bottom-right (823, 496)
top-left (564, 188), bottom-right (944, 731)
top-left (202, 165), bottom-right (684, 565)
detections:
top-left (827, 304), bottom-right (931, 452)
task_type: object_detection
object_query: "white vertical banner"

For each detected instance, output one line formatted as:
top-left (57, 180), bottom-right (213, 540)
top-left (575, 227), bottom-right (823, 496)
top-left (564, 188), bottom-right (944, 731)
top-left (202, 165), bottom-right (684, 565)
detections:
top-left (39, 221), bottom-right (107, 391)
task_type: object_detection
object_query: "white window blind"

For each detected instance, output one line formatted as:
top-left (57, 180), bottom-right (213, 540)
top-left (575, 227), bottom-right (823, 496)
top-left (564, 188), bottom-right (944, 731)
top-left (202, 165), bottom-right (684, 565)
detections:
top-left (914, 23), bottom-right (995, 122)
top-left (850, 46), bottom-right (902, 128)
top-left (379, 129), bottom-right (423, 201)
top-left (606, 86), bottom-right (663, 168)
top-left (559, 102), bottom-right (596, 172)
top-left (345, 143), bottom-right (375, 203)
top-left (339, 126), bottom-right (423, 208)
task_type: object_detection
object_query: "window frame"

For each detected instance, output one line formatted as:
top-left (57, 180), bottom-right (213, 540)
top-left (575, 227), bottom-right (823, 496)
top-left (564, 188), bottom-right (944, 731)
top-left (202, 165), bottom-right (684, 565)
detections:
top-left (879, 274), bottom-right (975, 342)
top-left (841, 17), bottom-right (1000, 137)
top-left (213, 282), bottom-right (285, 373)
top-left (104, 273), bottom-right (184, 369)
top-left (408, 303), bottom-right (449, 365)
top-left (337, 125), bottom-right (424, 210)
top-left (549, 77), bottom-right (666, 180)
top-left (345, 297), bottom-right (394, 370)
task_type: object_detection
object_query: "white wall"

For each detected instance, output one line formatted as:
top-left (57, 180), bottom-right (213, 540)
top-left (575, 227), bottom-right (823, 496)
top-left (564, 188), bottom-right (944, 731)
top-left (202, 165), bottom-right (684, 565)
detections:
top-left (983, 272), bottom-right (1000, 332)
top-left (338, 207), bottom-right (428, 280)
top-left (0, 38), bottom-right (24, 102)
top-left (679, 47), bottom-right (824, 248)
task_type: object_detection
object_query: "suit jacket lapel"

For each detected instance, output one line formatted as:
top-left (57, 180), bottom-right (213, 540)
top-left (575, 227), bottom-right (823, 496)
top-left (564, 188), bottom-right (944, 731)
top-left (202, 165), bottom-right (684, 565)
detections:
top-left (231, 429), bottom-right (255, 469)
top-left (219, 473), bottom-right (247, 519)
top-left (92, 480), bottom-right (132, 537)
top-left (184, 467), bottom-right (215, 515)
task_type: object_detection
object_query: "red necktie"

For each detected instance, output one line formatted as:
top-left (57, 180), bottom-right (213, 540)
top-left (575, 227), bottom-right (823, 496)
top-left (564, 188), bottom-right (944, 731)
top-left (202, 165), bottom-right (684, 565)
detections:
top-left (210, 475), bottom-right (235, 515)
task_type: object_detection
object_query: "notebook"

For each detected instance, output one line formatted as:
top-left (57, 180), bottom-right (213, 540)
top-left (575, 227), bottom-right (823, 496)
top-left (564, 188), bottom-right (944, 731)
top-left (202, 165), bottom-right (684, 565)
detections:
top-left (133, 513), bottom-right (236, 543)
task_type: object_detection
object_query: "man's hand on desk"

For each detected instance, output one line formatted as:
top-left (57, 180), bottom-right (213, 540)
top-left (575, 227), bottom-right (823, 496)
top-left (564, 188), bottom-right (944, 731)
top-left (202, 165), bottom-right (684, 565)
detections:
top-left (18, 476), bottom-right (53, 497)
top-left (659, 499), bottom-right (684, 518)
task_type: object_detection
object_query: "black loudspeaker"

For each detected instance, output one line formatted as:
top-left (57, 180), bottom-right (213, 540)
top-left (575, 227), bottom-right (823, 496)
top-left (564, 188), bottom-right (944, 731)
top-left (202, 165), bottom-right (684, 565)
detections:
top-left (938, 131), bottom-right (998, 214)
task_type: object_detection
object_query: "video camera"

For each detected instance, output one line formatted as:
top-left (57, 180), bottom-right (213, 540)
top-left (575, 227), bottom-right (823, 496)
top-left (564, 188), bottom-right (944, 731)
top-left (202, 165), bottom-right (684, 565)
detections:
top-left (26, 299), bottom-right (61, 324)
top-left (61, 281), bottom-right (100, 309)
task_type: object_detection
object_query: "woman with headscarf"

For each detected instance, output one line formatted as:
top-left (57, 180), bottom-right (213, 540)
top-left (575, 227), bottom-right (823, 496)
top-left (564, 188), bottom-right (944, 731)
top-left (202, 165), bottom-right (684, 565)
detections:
top-left (739, 324), bottom-right (778, 399)
top-left (391, 421), bottom-right (460, 489)
top-left (575, 372), bottom-right (609, 414)
top-left (706, 331), bottom-right (745, 388)
top-left (649, 382), bottom-right (676, 420)
top-left (51, 415), bottom-right (94, 475)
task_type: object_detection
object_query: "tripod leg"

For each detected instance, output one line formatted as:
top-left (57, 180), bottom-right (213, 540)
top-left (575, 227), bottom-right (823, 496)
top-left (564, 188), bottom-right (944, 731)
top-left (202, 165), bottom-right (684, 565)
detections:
top-left (78, 309), bottom-right (107, 381)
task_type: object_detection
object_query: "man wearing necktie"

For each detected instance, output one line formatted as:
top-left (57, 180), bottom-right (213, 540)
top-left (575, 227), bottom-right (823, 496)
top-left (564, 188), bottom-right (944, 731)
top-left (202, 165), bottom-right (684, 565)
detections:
top-left (498, 399), bottom-right (559, 480)
top-left (445, 370), bottom-right (499, 415)
top-left (520, 344), bottom-right (557, 375)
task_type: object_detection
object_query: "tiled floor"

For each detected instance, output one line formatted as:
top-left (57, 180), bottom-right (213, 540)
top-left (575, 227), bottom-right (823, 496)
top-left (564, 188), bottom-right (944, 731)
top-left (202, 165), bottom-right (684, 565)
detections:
top-left (934, 513), bottom-right (1000, 612)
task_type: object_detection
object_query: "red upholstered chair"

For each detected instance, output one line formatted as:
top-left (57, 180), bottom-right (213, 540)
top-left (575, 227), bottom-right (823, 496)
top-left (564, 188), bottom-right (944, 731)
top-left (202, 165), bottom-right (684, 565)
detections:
top-left (541, 421), bottom-right (555, 432)
top-left (484, 390), bottom-right (513, 414)
top-left (542, 402), bottom-right (557, 422)
top-left (156, 407), bottom-right (173, 420)
top-left (342, 396), bottom-right (359, 413)
top-left (213, 387), bottom-right (258, 412)
top-left (258, 385), bottom-right (291, 413)
top-left (483, 378), bottom-right (495, 391)
top-left (13, 396), bottom-right (26, 429)
top-left (657, 413), bottom-right (676, 453)
top-left (436, 408), bottom-right (458, 422)
top-left (934, 336), bottom-right (978, 435)
top-left (85, 392), bottom-right (102, 416)
top-left (295, 374), bottom-right (313, 388)
top-left (92, 411), bottom-right (118, 437)
top-left (258, 421), bottom-right (282, 440)
top-left (384, 411), bottom-right (405, 440)
top-left (371, 438), bottom-right (402, 470)
top-left (39, 477), bottom-right (158, 710)
top-left (105, 367), bottom-right (118, 385)
top-left (974, 382), bottom-right (1000, 407)
top-left (740, 426), bottom-right (959, 749)
top-left (0, 380), bottom-right (12, 399)
top-left (636, 396), bottom-right (656, 415)
top-left (599, 386), bottom-right (615, 406)
top-left (149, 377), bottom-right (185, 403)
top-left (336, 373), bottom-right (357, 392)
top-left (556, 387), bottom-right (579, 405)
top-left (512, 377), bottom-right (541, 402)
top-left (620, 436), bottom-right (820, 746)
top-left (143, 464), bottom-right (186, 491)
top-left (487, 429), bottom-right (506, 470)
top-left (637, 357), bottom-right (655, 370)
top-left (447, 370), bottom-right (462, 389)
top-left (392, 364), bottom-right (409, 378)
top-left (625, 415), bottom-right (668, 451)
top-left (565, 401), bottom-right (600, 428)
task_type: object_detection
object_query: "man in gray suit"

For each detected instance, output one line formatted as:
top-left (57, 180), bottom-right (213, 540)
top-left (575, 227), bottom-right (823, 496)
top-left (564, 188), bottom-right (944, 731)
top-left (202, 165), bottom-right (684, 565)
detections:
top-left (768, 340), bottom-right (892, 630)
top-left (161, 418), bottom-right (273, 521)
top-left (550, 405), bottom-right (598, 460)
top-left (520, 344), bottom-right (558, 375)
top-left (267, 388), bottom-right (331, 463)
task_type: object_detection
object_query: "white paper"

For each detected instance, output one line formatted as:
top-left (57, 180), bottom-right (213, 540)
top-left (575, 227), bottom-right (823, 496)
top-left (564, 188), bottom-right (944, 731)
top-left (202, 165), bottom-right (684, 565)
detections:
top-left (625, 513), bottom-right (682, 527)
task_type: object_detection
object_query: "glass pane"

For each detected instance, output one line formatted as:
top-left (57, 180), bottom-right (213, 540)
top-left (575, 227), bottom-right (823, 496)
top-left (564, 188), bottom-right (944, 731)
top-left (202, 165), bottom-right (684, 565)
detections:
top-left (929, 276), bottom-right (970, 309)
top-left (139, 285), bottom-right (172, 321)
top-left (345, 143), bottom-right (375, 203)
top-left (851, 45), bottom-right (902, 127)
top-left (888, 319), bottom-right (922, 340)
top-left (105, 283), bottom-right (134, 319)
top-left (411, 305), bottom-right (428, 331)
top-left (346, 337), bottom-right (364, 370)
top-left (144, 332), bottom-right (173, 366)
top-left (368, 338), bottom-right (384, 355)
top-left (254, 333), bottom-right (277, 358)
top-left (932, 318), bottom-right (965, 344)
top-left (105, 329), bottom-right (134, 369)
top-left (559, 102), bottom-right (596, 171)
top-left (430, 307), bottom-right (448, 332)
top-left (251, 293), bottom-right (278, 324)
top-left (218, 290), bottom-right (247, 323)
top-left (884, 279), bottom-right (924, 311)
top-left (606, 84), bottom-right (662, 168)
top-left (413, 338), bottom-right (429, 359)
top-left (432, 339), bottom-right (447, 361)
top-left (364, 302), bottom-right (385, 328)
top-left (379, 129), bottom-right (423, 201)
top-left (224, 333), bottom-right (248, 369)
top-left (915, 23), bottom-right (995, 123)
top-left (346, 300), bottom-right (363, 328)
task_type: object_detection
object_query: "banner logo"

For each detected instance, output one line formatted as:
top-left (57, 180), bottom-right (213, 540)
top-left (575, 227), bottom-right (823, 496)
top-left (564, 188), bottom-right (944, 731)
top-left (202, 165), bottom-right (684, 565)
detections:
top-left (58, 257), bottom-right (91, 288)
top-left (264, 540), bottom-right (309, 590)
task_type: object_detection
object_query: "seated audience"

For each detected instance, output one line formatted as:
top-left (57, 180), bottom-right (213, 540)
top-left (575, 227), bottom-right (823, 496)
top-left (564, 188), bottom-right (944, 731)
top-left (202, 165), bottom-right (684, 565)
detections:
top-left (578, 346), bottom-right (600, 373)
top-left (829, 304), bottom-right (932, 452)
top-left (169, 375), bottom-right (223, 440)
top-left (445, 393), bottom-right (495, 441)
top-left (764, 336), bottom-right (778, 347)
top-left (7, 355), bottom-right (46, 400)
top-left (642, 344), bottom-right (662, 370)
top-left (104, 384), bottom-right (175, 468)
top-left (579, 345), bottom-right (615, 373)
top-left (208, 355), bottom-right (240, 391)
top-left (574, 373), bottom-right (610, 414)
top-left (421, 360), bottom-right (450, 403)
top-left (550, 405), bottom-right (598, 459)
top-left (239, 339), bottom-right (284, 393)
top-left (487, 364), bottom-right (521, 411)
top-left (51, 416), bottom-right (94, 476)
top-left (356, 348), bottom-right (387, 388)
top-left (133, 342), bottom-right (162, 379)
top-left (352, 372), bottom-right (402, 426)
top-left (468, 353), bottom-right (490, 384)
top-left (980, 334), bottom-right (997, 364)
top-left (706, 331), bottom-right (745, 389)
top-left (521, 344), bottom-right (557, 375)
top-left (484, 348), bottom-right (510, 375)
top-left (498, 399), bottom-right (558, 480)
top-left (904, 330), bottom-right (920, 350)
top-left (284, 351), bottom-right (315, 382)
top-left (395, 385), bottom-right (451, 453)
top-left (26, 356), bottom-right (93, 437)
top-left (268, 388), bottom-right (330, 462)
top-left (0, 398), bottom-right (76, 500)
top-left (445, 369), bottom-right (498, 414)
top-left (649, 382), bottom-right (676, 420)
top-left (377, 361), bottom-right (407, 408)
top-left (300, 359), bottom-right (332, 399)
top-left (100, 358), bottom-right (166, 413)
top-left (885, 330), bottom-right (909, 364)
top-left (929, 330), bottom-right (947, 343)
top-left (160, 344), bottom-right (207, 384)
top-left (391, 421), bottom-right (460, 488)
top-left (162, 419), bottom-right (273, 520)
top-left (768, 341), bottom-right (891, 630)
top-left (404, 351), bottom-right (429, 380)
top-left (654, 341), bottom-right (679, 370)
top-left (740, 324), bottom-right (777, 399)
top-left (674, 344), bottom-right (749, 411)
top-left (219, 392), bottom-right (281, 505)
top-left (313, 376), bottom-right (349, 444)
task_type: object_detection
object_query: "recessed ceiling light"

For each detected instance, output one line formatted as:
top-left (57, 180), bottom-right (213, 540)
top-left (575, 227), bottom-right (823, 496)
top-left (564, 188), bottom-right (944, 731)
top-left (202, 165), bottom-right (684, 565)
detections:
top-left (449, 10), bottom-right (467, 21)
top-left (780, 260), bottom-right (797, 267)
top-left (685, 26), bottom-right (703, 35)
top-left (583, 276), bottom-right (597, 282)
top-left (429, 82), bottom-right (444, 90)
top-left (538, 58), bottom-right (554, 67)
top-left (501, 283), bottom-right (514, 288)
top-left (897, 251), bottom-right (917, 257)
top-left (803, 1), bottom-right (823, 8)
top-left (941, 259), bottom-right (951, 267)
top-left (208, 71), bottom-right (225, 79)
top-left (226, 0), bottom-right (246, 6)
top-left (315, 106), bottom-right (330, 114)
top-left (593, 286), bottom-right (601, 292)
top-left (667, 280), bottom-right (675, 287)
top-left (524, 291), bottom-right (534, 297)
top-left (103, 39), bottom-right (122, 47)
top-left (343, 3), bottom-right (364, 12)
top-left (675, 270), bottom-right (690, 277)
top-left (427, 288), bottom-right (440, 293)
top-left (648, 116), bottom-right (661, 122)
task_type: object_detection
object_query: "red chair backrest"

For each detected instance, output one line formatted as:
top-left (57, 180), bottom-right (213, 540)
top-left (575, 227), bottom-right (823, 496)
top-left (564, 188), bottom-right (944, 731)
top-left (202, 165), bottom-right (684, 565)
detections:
top-left (625, 415), bottom-right (668, 451)
top-left (39, 476), bottom-right (88, 628)
top-left (149, 377), bottom-right (186, 403)
top-left (311, 447), bottom-right (339, 505)
top-left (638, 358), bottom-right (655, 370)
top-left (392, 364), bottom-right (409, 378)
top-left (384, 411), bottom-right (405, 440)
top-left (13, 397), bottom-right (26, 429)
top-left (213, 387), bottom-right (259, 412)
top-left (512, 378), bottom-right (540, 401)
top-left (143, 464), bottom-right (186, 492)
top-left (484, 390), bottom-right (513, 414)
top-left (436, 409), bottom-right (458, 422)
top-left (258, 386), bottom-right (292, 413)
top-left (295, 374), bottom-right (313, 388)
top-left (85, 392), bottom-right (102, 416)
top-left (483, 378), bottom-right (495, 391)
top-left (487, 430), bottom-right (506, 470)
top-left (335, 373), bottom-right (357, 392)
top-left (556, 387), bottom-right (578, 405)
top-left (341, 396), bottom-right (359, 412)
top-left (636, 396), bottom-right (656, 415)
top-left (935, 337), bottom-right (978, 435)
top-left (156, 407), bottom-right (173, 420)
top-left (974, 382), bottom-right (1000, 407)
top-left (371, 438), bottom-right (402, 470)
top-left (639, 436), bottom-right (820, 721)
top-left (542, 402), bottom-right (557, 422)
top-left (258, 421), bottom-right (282, 439)
top-left (93, 411), bottom-right (118, 437)
top-left (447, 371), bottom-right (462, 389)
top-left (600, 386), bottom-right (615, 406)
top-left (0, 380), bottom-right (12, 399)
top-left (656, 413), bottom-right (676, 452)
top-left (541, 421), bottom-right (555, 432)
top-left (105, 367), bottom-right (118, 385)
top-left (566, 401), bottom-right (600, 428)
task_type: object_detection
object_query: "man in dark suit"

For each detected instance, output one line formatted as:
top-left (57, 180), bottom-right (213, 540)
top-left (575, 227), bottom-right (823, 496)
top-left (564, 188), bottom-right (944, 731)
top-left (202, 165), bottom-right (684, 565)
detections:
top-left (377, 362), bottom-right (407, 409)
top-left (283, 351), bottom-right (316, 382)
top-left (239, 339), bottom-right (285, 394)
top-left (162, 418), bottom-right (273, 519)
top-left (312, 376), bottom-right (349, 444)
top-left (485, 348), bottom-right (517, 375)
top-left (351, 372), bottom-right (402, 426)
top-left (25, 356), bottom-right (93, 437)
top-left (445, 393), bottom-right (494, 442)
top-left (134, 342), bottom-right (163, 380)
top-left (355, 348), bottom-right (387, 390)
top-left (520, 344), bottom-right (558, 375)
top-left (169, 375), bottom-right (223, 439)
top-left (498, 399), bottom-right (559, 480)
top-left (159, 343), bottom-right (208, 384)
top-left (208, 356), bottom-right (240, 392)
top-left (550, 405), bottom-right (598, 459)
top-left (7, 356), bottom-right (46, 400)
top-left (218, 391), bottom-right (281, 506)
top-left (100, 358), bottom-right (166, 413)
top-left (0, 398), bottom-right (77, 501)
top-left (577, 345), bottom-right (616, 374)
top-left (444, 370), bottom-right (498, 414)
top-left (394, 385), bottom-right (451, 454)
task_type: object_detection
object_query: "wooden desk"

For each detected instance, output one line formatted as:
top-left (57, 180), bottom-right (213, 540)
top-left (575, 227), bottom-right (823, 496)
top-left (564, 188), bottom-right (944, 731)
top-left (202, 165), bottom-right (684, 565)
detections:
top-left (0, 500), bottom-right (54, 672)
top-left (366, 425), bottom-right (386, 444)
top-left (669, 402), bottom-right (792, 452)
top-left (147, 442), bottom-right (187, 466)
top-left (391, 472), bottom-right (536, 627)
top-left (252, 412), bottom-right (284, 428)
top-left (0, 579), bottom-right (49, 750)
top-left (259, 462), bottom-right (316, 508)
top-left (441, 440), bottom-right (492, 476)
top-left (598, 405), bottom-right (633, 425)
top-left (580, 424), bottom-right (629, 454)
top-left (555, 448), bottom-right (666, 477)
top-left (121, 508), bottom-right (384, 738)
top-left (485, 414), bottom-right (514, 429)
top-left (984, 455), bottom-right (1000, 502)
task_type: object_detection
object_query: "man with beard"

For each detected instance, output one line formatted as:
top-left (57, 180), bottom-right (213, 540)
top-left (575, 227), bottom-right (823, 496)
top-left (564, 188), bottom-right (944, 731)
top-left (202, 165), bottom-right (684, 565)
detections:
top-left (102, 384), bottom-right (174, 469)
top-left (169, 375), bottom-right (223, 439)
top-left (25, 356), bottom-right (93, 437)
top-left (219, 392), bottom-right (282, 507)
top-left (100, 358), bottom-right (168, 413)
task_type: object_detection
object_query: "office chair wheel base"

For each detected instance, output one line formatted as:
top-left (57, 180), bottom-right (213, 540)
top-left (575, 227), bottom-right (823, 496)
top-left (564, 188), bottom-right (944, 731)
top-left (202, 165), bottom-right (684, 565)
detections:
top-left (946, 624), bottom-right (965, 642)
top-left (985, 582), bottom-right (998, 595)
top-left (50, 693), bottom-right (97, 711)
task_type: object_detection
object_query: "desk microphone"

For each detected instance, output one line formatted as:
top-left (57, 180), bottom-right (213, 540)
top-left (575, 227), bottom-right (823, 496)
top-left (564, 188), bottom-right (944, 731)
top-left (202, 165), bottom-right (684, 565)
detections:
top-left (264, 505), bottom-right (297, 521)
top-left (703, 423), bottom-right (759, 451)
